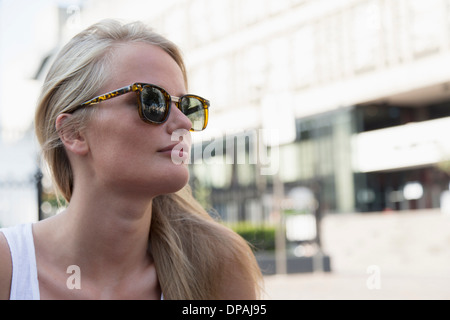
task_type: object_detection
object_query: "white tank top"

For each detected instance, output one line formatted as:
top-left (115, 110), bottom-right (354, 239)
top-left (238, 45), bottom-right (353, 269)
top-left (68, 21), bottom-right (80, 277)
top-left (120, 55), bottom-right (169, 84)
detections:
top-left (1, 223), bottom-right (163, 300)
top-left (0, 223), bottom-right (40, 300)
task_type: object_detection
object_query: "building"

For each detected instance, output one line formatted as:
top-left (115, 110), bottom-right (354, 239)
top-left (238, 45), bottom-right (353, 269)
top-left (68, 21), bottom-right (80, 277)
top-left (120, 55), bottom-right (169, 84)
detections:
top-left (0, 0), bottom-right (52, 227)
top-left (143, 0), bottom-right (450, 220)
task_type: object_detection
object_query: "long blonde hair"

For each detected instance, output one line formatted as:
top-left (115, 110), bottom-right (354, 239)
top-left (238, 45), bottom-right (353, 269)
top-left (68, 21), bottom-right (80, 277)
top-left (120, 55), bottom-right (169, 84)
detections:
top-left (35, 19), bottom-right (262, 299)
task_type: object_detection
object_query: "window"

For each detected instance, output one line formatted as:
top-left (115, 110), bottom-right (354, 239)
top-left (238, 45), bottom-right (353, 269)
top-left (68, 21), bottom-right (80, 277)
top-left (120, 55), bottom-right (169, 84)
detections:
top-left (409, 0), bottom-right (442, 56)
top-left (292, 25), bottom-right (315, 88)
top-left (351, 1), bottom-right (381, 72)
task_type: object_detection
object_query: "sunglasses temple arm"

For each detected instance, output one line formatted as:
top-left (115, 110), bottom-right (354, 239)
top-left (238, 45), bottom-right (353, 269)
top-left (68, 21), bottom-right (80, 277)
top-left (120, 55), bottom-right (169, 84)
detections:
top-left (81, 85), bottom-right (134, 106)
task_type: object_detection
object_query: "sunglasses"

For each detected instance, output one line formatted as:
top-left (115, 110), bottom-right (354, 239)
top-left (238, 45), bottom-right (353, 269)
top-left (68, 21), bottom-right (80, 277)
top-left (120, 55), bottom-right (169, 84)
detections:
top-left (72, 83), bottom-right (210, 131)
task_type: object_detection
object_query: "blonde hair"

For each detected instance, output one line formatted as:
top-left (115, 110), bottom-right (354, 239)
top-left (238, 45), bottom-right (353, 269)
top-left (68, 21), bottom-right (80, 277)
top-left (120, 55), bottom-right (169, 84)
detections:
top-left (35, 19), bottom-right (262, 299)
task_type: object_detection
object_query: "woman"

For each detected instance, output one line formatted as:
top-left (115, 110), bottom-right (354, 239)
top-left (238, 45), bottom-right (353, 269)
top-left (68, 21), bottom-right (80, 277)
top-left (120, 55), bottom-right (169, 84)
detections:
top-left (0, 20), bottom-right (262, 300)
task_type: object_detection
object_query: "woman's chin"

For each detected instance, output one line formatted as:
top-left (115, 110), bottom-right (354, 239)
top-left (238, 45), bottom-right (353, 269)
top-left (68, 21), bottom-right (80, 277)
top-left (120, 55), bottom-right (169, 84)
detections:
top-left (157, 166), bottom-right (190, 194)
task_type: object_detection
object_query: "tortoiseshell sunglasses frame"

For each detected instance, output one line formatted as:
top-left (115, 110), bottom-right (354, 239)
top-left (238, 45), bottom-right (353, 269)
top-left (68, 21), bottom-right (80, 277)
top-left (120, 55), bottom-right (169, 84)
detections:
top-left (72, 83), bottom-right (210, 132)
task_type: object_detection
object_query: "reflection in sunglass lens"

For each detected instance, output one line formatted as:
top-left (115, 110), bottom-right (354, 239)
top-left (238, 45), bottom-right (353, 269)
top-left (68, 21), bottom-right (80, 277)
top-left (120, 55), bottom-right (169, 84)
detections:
top-left (181, 97), bottom-right (205, 131)
top-left (141, 86), bottom-right (167, 123)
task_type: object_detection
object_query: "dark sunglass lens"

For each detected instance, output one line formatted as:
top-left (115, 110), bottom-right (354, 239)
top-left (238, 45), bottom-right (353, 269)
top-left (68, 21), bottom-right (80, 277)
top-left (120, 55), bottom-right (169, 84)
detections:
top-left (180, 97), bottom-right (205, 131)
top-left (141, 87), bottom-right (167, 123)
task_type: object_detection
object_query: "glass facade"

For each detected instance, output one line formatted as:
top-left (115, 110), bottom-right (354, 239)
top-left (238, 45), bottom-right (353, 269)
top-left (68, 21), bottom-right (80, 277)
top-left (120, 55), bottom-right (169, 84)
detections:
top-left (166, 0), bottom-right (450, 222)
top-left (189, 107), bottom-right (356, 221)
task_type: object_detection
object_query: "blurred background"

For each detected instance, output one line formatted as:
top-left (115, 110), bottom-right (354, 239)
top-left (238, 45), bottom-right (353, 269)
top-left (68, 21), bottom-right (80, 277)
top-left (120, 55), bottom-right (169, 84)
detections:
top-left (1, 0), bottom-right (450, 299)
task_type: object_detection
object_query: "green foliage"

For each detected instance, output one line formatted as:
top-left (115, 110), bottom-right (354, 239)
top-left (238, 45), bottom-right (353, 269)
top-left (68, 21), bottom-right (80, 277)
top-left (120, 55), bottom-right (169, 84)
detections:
top-left (228, 223), bottom-right (276, 252)
top-left (42, 192), bottom-right (67, 208)
top-left (283, 208), bottom-right (312, 216)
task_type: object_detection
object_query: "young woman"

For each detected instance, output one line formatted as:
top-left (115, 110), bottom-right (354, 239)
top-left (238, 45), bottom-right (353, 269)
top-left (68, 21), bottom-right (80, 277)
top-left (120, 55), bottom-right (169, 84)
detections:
top-left (0, 20), bottom-right (262, 300)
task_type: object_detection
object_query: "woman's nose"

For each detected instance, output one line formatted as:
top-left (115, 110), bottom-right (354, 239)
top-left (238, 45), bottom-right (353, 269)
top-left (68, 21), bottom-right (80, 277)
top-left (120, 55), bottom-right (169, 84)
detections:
top-left (165, 102), bottom-right (193, 133)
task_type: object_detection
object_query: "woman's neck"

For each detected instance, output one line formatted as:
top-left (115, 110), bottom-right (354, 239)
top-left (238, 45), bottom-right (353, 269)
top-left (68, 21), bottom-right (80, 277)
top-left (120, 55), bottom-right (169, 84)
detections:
top-left (33, 187), bottom-right (158, 299)
top-left (63, 187), bottom-right (153, 271)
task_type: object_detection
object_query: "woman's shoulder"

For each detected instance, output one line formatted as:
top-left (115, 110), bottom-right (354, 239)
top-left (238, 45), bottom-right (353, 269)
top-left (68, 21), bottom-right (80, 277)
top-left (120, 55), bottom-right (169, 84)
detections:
top-left (0, 231), bottom-right (12, 300)
top-left (219, 258), bottom-right (259, 299)
top-left (211, 224), bottom-right (263, 299)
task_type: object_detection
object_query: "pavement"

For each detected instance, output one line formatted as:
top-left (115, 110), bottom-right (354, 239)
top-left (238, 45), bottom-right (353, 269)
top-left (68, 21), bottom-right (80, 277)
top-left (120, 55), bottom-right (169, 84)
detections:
top-left (262, 209), bottom-right (450, 300)
top-left (262, 271), bottom-right (450, 300)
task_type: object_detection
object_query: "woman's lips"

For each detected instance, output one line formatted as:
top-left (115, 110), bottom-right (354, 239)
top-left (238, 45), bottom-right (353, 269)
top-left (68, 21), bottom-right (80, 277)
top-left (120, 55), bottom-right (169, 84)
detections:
top-left (158, 143), bottom-right (190, 162)
top-left (158, 144), bottom-right (178, 153)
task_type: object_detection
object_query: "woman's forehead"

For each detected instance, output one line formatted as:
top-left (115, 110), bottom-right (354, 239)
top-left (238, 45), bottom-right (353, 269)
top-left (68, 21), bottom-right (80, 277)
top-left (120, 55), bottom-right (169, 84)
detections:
top-left (106, 42), bottom-right (186, 95)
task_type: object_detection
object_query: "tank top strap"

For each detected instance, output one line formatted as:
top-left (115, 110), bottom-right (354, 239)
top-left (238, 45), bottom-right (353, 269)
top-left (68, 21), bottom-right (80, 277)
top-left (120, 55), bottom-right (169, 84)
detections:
top-left (0, 223), bottom-right (40, 300)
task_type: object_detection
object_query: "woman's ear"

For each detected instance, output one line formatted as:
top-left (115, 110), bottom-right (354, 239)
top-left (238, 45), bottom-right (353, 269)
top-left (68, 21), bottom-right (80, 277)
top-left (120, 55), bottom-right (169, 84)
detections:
top-left (55, 114), bottom-right (89, 156)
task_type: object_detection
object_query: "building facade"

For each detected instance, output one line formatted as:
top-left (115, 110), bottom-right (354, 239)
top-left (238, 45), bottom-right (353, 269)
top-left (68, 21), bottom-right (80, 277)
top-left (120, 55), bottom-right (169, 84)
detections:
top-left (141, 0), bottom-right (450, 220)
